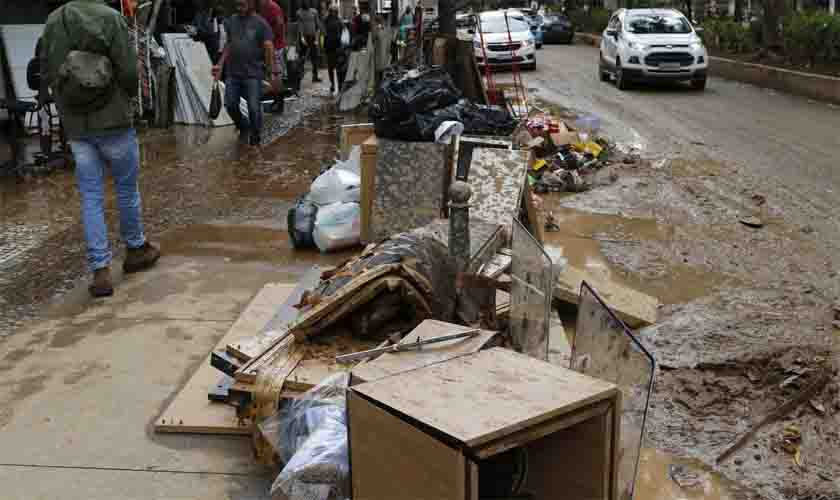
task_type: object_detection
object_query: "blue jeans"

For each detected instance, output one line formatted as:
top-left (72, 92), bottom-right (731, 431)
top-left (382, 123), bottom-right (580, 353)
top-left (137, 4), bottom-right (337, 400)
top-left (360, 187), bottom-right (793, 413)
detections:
top-left (224, 78), bottom-right (262, 140)
top-left (69, 128), bottom-right (146, 272)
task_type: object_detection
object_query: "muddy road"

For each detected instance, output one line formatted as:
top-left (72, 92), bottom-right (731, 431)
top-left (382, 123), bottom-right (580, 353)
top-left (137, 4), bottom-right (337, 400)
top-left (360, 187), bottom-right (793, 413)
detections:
top-left (524, 45), bottom-right (840, 499)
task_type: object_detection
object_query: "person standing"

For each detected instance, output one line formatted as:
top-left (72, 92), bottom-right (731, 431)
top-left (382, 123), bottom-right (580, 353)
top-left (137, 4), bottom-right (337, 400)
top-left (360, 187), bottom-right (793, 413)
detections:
top-left (213, 0), bottom-right (278, 146)
top-left (297, 0), bottom-right (323, 83)
top-left (399, 5), bottom-right (413, 41)
top-left (260, 0), bottom-right (287, 113)
top-left (41, 0), bottom-right (160, 298)
top-left (322, 5), bottom-right (344, 93)
top-left (192, 1), bottom-right (220, 63)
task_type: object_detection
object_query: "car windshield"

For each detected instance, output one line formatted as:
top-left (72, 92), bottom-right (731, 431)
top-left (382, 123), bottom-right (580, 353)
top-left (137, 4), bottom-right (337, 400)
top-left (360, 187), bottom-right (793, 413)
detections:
top-left (480, 16), bottom-right (531, 33)
top-left (626, 13), bottom-right (692, 34)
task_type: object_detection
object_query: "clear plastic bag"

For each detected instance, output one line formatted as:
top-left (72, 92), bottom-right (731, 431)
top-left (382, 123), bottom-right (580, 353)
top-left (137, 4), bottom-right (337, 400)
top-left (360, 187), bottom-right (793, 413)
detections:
top-left (313, 202), bottom-right (361, 253)
top-left (259, 373), bottom-right (350, 500)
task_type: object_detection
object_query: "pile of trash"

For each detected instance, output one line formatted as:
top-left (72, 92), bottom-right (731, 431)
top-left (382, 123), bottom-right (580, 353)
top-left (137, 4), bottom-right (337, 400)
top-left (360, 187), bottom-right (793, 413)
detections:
top-left (515, 112), bottom-right (613, 195)
top-left (288, 148), bottom-right (362, 253)
top-left (370, 66), bottom-right (517, 142)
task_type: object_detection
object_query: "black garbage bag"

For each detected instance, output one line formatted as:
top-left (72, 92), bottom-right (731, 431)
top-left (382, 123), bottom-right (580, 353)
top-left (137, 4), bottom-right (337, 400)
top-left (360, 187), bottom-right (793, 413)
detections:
top-left (413, 100), bottom-right (518, 141)
top-left (208, 81), bottom-right (222, 120)
top-left (369, 66), bottom-right (462, 122)
top-left (287, 195), bottom-right (318, 248)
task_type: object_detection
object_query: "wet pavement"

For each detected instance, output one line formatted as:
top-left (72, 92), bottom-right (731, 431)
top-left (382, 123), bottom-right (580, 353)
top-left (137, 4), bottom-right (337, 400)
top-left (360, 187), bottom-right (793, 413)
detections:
top-left (0, 103), bottom-right (353, 338)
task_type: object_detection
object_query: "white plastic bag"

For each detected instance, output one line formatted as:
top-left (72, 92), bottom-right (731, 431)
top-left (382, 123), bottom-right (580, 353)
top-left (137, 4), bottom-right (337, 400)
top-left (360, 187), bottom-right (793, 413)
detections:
top-left (313, 202), bottom-right (361, 253)
top-left (309, 167), bottom-right (360, 206)
top-left (340, 27), bottom-right (351, 47)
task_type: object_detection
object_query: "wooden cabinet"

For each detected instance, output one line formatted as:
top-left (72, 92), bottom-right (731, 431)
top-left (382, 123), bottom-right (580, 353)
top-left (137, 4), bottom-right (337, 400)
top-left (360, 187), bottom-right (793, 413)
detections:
top-left (348, 347), bottom-right (621, 500)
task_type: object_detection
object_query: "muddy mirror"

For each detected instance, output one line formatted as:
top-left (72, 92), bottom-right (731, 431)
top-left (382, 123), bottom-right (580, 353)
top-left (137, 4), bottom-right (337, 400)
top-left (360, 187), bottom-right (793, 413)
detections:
top-left (571, 281), bottom-right (656, 500)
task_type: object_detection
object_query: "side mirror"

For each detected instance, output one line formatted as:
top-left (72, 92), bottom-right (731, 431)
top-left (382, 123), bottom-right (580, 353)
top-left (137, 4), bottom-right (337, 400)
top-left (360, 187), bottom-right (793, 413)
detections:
top-left (606, 29), bottom-right (618, 39)
top-left (467, 28), bottom-right (475, 34)
top-left (694, 26), bottom-right (704, 34)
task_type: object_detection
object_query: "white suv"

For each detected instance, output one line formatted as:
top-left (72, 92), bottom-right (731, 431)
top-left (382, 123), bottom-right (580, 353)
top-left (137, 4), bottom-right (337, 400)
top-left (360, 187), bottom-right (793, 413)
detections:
top-left (599, 8), bottom-right (708, 90)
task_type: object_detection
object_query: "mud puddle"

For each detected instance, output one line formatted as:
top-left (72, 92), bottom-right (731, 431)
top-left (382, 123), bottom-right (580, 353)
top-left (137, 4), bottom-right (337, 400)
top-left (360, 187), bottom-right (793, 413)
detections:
top-left (635, 449), bottom-right (744, 500)
top-left (159, 223), bottom-right (354, 268)
top-left (543, 201), bottom-right (734, 305)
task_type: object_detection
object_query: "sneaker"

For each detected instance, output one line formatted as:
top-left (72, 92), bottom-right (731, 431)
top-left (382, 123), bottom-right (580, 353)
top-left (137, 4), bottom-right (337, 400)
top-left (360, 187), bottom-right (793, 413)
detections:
top-left (123, 242), bottom-right (160, 274)
top-left (89, 267), bottom-right (114, 298)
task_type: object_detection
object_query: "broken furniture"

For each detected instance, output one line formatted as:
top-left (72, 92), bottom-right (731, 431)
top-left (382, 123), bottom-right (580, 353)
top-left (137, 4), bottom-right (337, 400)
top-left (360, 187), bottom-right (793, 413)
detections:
top-left (349, 347), bottom-right (621, 500)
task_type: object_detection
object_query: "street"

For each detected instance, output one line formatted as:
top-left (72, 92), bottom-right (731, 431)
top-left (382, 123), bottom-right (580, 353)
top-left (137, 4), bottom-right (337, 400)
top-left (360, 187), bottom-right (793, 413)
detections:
top-left (520, 43), bottom-right (840, 499)
top-left (0, 43), bottom-right (838, 500)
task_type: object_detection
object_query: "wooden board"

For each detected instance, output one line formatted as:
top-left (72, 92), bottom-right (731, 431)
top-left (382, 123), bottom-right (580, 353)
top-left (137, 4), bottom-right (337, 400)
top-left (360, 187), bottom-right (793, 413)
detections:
top-left (285, 331), bottom-right (378, 391)
top-left (339, 123), bottom-right (374, 160)
top-left (554, 265), bottom-right (659, 328)
top-left (154, 283), bottom-right (295, 434)
top-left (349, 391), bottom-right (466, 500)
top-left (352, 347), bottom-right (618, 448)
top-left (227, 267), bottom-right (321, 362)
top-left (351, 320), bottom-right (498, 384)
top-left (359, 135), bottom-right (378, 243)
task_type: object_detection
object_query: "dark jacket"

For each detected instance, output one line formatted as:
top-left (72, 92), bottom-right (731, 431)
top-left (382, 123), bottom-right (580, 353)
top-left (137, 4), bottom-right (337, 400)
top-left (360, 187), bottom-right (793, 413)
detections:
top-left (323, 14), bottom-right (343, 51)
top-left (42, 0), bottom-right (138, 139)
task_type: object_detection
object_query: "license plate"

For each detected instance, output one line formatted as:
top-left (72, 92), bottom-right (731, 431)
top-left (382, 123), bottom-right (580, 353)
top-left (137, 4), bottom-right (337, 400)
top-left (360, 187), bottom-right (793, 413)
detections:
top-left (659, 62), bottom-right (681, 70)
top-left (496, 52), bottom-right (513, 60)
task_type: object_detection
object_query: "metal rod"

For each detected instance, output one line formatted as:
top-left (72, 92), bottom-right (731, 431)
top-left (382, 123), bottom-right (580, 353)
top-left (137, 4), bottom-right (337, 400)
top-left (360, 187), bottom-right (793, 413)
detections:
top-left (336, 329), bottom-right (482, 364)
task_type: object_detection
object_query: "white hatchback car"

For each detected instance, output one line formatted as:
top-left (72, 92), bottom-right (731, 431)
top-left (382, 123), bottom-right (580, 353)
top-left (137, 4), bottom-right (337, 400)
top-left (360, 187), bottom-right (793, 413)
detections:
top-left (599, 9), bottom-right (708, 90)
top-left (472, 10), bottom-right (537, 71)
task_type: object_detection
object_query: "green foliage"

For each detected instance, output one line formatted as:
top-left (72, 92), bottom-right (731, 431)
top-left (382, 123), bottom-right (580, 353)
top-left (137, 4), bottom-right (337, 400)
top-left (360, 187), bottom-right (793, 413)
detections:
top-left (782, 11), bottom-right (840, 64)
top-left (568, 7), bottom-right (611, 34)
top-left (700, 18), bottom-right (755, 53)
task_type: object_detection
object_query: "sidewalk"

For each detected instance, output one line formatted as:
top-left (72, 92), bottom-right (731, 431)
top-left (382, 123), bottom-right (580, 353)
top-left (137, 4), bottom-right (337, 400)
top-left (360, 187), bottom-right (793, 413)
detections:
top-left (0, 217), bottom-right (345, 500)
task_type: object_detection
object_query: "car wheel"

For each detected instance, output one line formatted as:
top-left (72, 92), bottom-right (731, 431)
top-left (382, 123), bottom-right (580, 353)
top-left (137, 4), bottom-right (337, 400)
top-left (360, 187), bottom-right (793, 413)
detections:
top-left (615, 58), bottom-right (629, 90)
top-left (691, 77), bottom-right (707, 91)
top-left (525, 61), bottom-right (537, 71)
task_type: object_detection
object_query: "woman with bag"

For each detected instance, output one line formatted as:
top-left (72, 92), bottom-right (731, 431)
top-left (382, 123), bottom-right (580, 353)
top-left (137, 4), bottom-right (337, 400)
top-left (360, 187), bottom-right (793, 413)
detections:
top-left (322, 5), bottom-right (346, 94)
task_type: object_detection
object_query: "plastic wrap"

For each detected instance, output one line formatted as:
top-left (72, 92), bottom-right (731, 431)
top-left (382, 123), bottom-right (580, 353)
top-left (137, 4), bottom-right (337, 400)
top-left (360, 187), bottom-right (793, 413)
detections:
top-left (259, 373), bottom-right (350, 500)
top-left (313, 202), bottom-right (361, 253)
top-left (288, 195), bottom-right (318, 248)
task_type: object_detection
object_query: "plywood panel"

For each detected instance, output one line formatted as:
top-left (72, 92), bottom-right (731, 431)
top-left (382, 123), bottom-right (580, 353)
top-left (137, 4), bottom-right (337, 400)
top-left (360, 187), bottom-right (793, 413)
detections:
top-left (349, 392), bottom-right (466, 500)
top-left (155, 283), bottom-right (295, 434)
top-left (359, 135), bottom-right (378, 243)
top-left (351, 320), bottom-right (498, 384)
top-left (524, 411), bottom-right (612, 500)
top-left (554, 265), bottom-right (659, 328)
top-left (352, 347), bottom-right (618, 448)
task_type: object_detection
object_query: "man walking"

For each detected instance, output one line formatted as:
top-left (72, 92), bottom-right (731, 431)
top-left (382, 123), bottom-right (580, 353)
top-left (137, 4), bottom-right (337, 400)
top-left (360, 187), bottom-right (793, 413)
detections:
top-left (322, 6), bottom-right (344, 93)
top-left (297, 0), bottom-right (323, 83)
top-left (260, 0), bottom-right (287, 113)
top-left (41, 0), bottom-right (159, 298)
top-left (213, 0), bottom-right (278, 146)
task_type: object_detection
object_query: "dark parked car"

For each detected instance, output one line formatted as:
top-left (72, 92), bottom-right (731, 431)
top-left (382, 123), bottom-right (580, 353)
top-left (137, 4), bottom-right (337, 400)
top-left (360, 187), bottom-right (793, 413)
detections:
top-left (542, 14), bottom-right (575, 44)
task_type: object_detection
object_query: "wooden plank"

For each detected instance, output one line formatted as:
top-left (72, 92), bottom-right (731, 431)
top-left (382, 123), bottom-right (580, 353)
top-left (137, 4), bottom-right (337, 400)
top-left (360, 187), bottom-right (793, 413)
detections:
top-left (351, 320), bottom-right (498, 384)
top-left (226, 267), bottom-right (321, 362)
top-left (472, 400), bottom-right (611, 459)
top-left (349, 392), bottom-right (466, 500)
top-left (352, 347), bottom-right (618, 448)
top-left (524, 409), bottom-right (613, 500)
top-left (235, 333), bottom-right (295, 384)
top-left (554, 265), bottom-right (659, 328)
top-left (154, 283), bottom-right (295, 435)
top-left (339, 123), bottom-right (374, 160)
top-left (360, 135), bottom-right (378, 243)
top-left (285, 331), bottom-right (378, 391)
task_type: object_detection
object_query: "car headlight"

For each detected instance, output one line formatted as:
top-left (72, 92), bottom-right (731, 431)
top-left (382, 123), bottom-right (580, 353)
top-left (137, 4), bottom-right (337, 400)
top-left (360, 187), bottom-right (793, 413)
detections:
top-left (689, 41), bottom-right (704, 51)
top-left (627, 41), bottom-right (648, 51)
top-left (522, 38), bottom-right (533, 47)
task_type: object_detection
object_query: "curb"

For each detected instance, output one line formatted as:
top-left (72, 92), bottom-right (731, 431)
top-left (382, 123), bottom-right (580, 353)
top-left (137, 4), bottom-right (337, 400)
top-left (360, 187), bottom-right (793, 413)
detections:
top-left (573, 32), bottom-right (840, 104)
